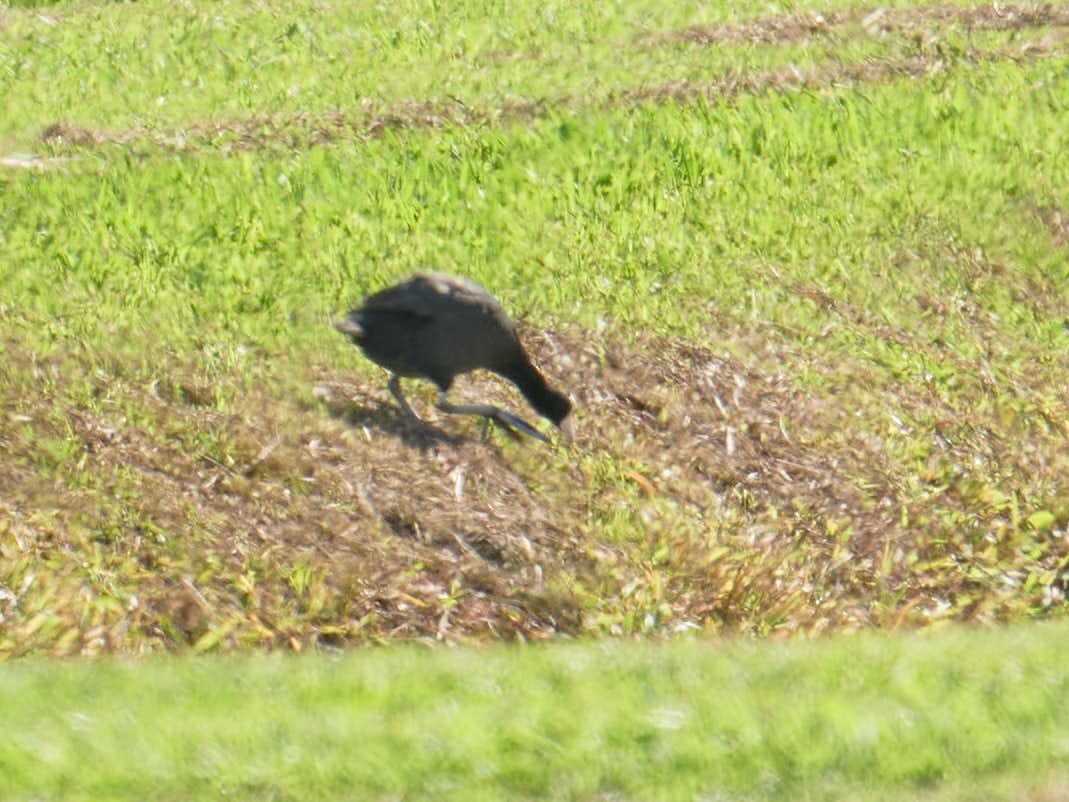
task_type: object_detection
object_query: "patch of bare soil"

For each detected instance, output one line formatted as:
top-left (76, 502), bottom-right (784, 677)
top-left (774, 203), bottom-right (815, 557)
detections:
top-left (648, 2), bottom-right (1069, 47)
top-left (4, 309), bottom-right (1064, 655)
top-left (0, 152), bottom-right (76, 171)
top-left (0, 373), bottom-right (586, 651)
top-left (1034, 205), bottom-right (1069, 248)
top-left (612, 35), bottom-right (1067, 108)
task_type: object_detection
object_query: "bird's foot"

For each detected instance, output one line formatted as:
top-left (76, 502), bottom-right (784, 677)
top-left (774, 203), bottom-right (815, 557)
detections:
top-left (436, 394), bottom-right (548, 443)
top-left (489, 409), bottom-right (548, 442)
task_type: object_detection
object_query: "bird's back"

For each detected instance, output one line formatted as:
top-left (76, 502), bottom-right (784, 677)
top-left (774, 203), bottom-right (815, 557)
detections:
top-left (348, 273), bottom-right (525, 389)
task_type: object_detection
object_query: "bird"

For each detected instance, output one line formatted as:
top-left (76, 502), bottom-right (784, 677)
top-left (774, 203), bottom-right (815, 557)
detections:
top-left (334, 272), bottom-right (573, 442)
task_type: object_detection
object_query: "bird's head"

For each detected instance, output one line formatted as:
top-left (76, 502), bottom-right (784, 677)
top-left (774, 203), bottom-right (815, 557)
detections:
top-left (540, 389), bottom-right (575, 443)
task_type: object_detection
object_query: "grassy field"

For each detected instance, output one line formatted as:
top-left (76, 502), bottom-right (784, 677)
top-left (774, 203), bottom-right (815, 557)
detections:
top-left (2, 622), bottom-right (1068, 801)
top-left (2, 0), bottom-right (1068, 798)
top-left (1, 0), bottom-right (1067, 652)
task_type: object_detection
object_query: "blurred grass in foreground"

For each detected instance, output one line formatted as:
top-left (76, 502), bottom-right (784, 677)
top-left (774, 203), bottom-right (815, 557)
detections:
top-left (2, 622), bottom-right (1068, 801)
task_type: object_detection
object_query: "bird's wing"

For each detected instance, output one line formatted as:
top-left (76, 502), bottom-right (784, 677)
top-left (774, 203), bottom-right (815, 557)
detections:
top-left (361, 273), bottom-right (505, 319)
top-left (358, 280), bottom-right (440, 319)
top-left (420, 272), bottom-right (493, 303)
top-left (419, 272), bottom-right (521, 335)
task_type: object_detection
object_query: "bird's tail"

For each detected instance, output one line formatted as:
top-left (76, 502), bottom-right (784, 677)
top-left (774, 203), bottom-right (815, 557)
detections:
top-left (332, 312), bottom-right (364, 340)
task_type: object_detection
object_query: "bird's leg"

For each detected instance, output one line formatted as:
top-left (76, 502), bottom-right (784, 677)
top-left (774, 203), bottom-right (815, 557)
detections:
top-left (436, 391), bottom-right (548, 443)
top-left (388, 375), bottom-right (422, 422)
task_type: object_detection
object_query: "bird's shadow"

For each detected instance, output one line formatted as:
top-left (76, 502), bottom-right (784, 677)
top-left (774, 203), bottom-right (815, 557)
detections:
top-left (322, 396), bottom-right (468, 450)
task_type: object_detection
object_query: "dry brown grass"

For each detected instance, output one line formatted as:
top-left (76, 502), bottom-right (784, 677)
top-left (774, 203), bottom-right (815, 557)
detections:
top-left (3, 304), bottom-right (1065, 655)
top-left (647, 2), bottom-right (1069, 46)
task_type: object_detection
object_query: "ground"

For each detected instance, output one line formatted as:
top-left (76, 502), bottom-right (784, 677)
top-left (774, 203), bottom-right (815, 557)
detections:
top-left (0, 0), bottom-right (1067, 656)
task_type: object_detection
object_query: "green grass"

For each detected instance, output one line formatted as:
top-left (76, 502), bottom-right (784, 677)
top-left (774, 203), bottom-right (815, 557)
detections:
top-left (2, 622), bottom-right (1068, 801)
top-left (4, 60), bottom-right (1067, 352)
top-left (3, 0), bottom-right (1043, 142)
top-left (2, 2), bottom-right (1068, 798)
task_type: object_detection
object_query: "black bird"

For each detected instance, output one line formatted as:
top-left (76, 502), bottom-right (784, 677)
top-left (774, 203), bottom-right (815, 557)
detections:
top-left (334, 272), bottom-right (573, 442)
